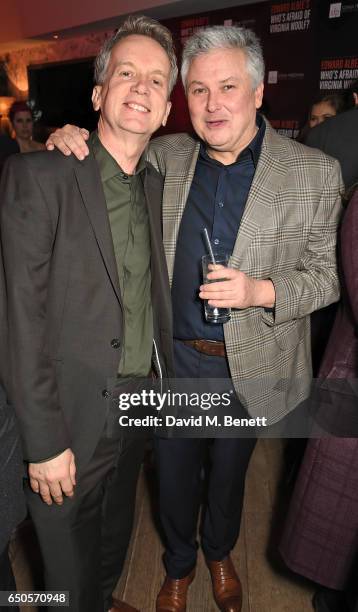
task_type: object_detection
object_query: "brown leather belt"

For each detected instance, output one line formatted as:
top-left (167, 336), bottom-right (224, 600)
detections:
top-left (180, 339), bottom-right (226, 358)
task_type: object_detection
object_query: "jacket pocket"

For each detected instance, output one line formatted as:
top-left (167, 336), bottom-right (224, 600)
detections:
top-left (273, 319), bottom-right (302, 351)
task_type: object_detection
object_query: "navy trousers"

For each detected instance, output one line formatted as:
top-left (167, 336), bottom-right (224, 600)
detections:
top-left (155, 340), bottom-right (256, 578)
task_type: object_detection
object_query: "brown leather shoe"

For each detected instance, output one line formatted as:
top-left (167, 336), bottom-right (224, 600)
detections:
top-left (156, 568), bottom-right (195, 611)
top-left (206, 556), bottom-right (242, 612)
top-left (110, 598), bottom-right (139, 612)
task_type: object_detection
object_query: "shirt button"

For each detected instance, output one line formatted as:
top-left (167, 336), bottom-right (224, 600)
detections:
top-left (110, 338), bottom-right (121, 349)
top-left (122, 174), bottom-right (128, 180)
top-left (218, 201), bottom-right (224, 208)
top-left (213, 238), bottom-right (220, 245)
top-left (102, 389), bottom-right (110, 399)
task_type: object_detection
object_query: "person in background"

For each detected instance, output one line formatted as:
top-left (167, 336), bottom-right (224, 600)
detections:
top-left (305, 80), bottom-right (358, 190)
top-left (0, 133), bottom-right (19, 176)
top-left (0, 389), bottom-right (26, 612)
top-left (0, 236), bottom-right (26, 612)
top-left (308, 93), bottom-right (348, 129)
top-left (306, 81), bottom-right (358, 379)
top-left (9, 101), bottom-right (45, 153)
top-left (296, 92), bottom-right (348, 143)
top-left (280, 185), bottom-right (358, 612)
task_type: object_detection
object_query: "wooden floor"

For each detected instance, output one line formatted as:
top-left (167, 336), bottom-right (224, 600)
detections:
top-left (11, 439), bottom-right (315, 612)
top-left (115, 439), bottom-right (314, 611)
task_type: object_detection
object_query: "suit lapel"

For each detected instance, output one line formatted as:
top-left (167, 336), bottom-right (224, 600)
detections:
top-left (231, 123), bottom-right (289, 268)
top-left (143, 165), bottom-right (163, 232)
top-left (143, 165), bottom-right (165, 275)
top-left (74, 156), bottom-right (122, 303)
top-left (162, 139), bottom-right (200, 285)
top-left (143, 165), bottom-right (172, 337)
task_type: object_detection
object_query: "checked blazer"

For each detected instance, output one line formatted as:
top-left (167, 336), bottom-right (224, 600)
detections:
top-left (147, 121), bottom-right (343, 423)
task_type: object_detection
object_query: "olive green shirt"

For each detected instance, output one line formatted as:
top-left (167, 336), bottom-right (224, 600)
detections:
top-left (90, 132), bottom-right (153, 377)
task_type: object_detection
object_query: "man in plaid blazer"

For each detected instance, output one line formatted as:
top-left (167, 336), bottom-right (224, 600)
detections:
top-left (149, 29), bottom-right (342, 611)
top-left (48, 24), bottom-right (342, 612)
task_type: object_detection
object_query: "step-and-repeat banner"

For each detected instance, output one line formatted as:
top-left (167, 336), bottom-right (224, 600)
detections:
top-left (159, 0), bottom-right (358, 137)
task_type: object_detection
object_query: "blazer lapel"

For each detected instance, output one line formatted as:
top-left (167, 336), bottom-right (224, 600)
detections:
top-left (142, 166), bottom-right (172, 337)
top-left (162, 139), bottom-right (200, 285)
top-left (143, 164), bottom-right (166, 274)
top-left (231, 123), bottom-right (289, 269)
top-left (74, 156), bottom-right (122, 303)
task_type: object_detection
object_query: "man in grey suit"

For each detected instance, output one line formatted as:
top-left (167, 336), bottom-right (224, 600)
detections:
top-left (0, 15), bottom-right (177, 612)
top-left (48, 24), bottom-right (342, 612)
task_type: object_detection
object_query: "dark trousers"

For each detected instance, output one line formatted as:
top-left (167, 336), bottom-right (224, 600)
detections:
top-left (25, 436), bottom-right (144, 612)
top-left (155, 340), bottom-right (256, 578)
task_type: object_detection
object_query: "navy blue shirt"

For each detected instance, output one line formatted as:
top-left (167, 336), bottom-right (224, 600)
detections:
top-left (172, 115), bottom-right (266, 341)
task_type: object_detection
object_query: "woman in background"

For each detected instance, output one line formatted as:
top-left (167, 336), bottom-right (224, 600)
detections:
top-left (9, 101), bottom-right (45, 153)
top-left (308, 93), bottom-right (347, 128)
top-left (297, 92), bottom-right (349, 143)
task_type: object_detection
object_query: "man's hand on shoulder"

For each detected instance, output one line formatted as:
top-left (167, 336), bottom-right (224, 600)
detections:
top-left (29, 448), bottom-right (76, 506)
top-left (46, 124), bottom-right (90, 160)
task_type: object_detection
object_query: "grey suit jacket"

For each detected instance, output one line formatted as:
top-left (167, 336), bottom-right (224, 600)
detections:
top-left (0, 150), bottom-right (174, 467)
top-left (147, 122), bottom-right (343, 423)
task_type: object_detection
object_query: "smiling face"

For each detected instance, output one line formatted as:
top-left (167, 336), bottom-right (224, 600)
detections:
top-left (309, 100), bottom-right (336, 128)
top-left (12, 110), bottom-right (33, 141)
top-left (186, 47), bottom-right (263, 164)
top-left (92, 34), bottom-right (172, 143)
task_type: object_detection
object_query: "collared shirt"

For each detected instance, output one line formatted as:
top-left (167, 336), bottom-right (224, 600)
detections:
top-left (90, 131), bottom-right (153, 376)
top-left (172, 115), bottom-right (266, 341)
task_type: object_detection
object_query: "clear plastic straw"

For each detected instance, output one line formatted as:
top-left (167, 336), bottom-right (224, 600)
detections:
top-left (203, 228), bottom-right (216, 264)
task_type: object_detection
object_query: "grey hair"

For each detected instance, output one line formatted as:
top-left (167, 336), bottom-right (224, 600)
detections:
top-left (181, 25), bottom-right (265, 92)
top-left (94, 15), bottom-right (178, 94)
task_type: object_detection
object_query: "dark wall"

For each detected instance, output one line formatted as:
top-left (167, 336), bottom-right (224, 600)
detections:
top-left (28, 58), bottom-right (97, 131)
